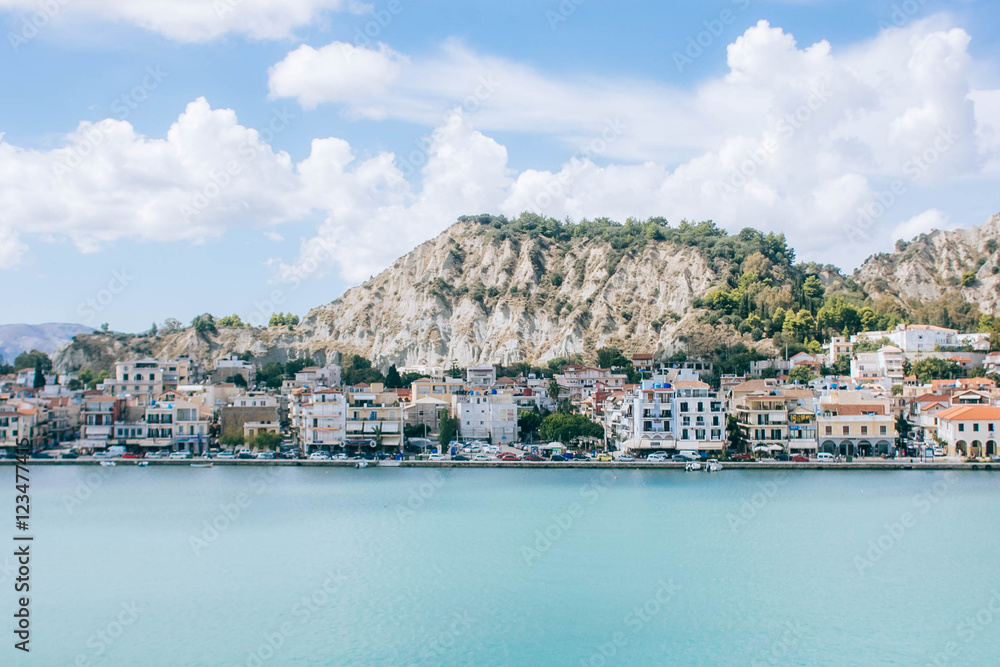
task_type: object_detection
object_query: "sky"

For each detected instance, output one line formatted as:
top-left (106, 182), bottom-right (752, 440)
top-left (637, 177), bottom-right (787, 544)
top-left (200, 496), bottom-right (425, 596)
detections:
top-left (1, 0), bottom-right (998, 332)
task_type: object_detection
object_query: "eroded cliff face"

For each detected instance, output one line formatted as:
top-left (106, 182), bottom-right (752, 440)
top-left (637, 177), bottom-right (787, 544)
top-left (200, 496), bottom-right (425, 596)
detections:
top-left (55, 219), bottom-right (745, 372)
top-left (856, 213), bottom-right (1000, 307)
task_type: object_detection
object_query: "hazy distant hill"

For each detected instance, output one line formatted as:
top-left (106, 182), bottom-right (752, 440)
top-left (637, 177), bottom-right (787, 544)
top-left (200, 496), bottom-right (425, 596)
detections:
top-left (0, 323), bottom-right (94, 363)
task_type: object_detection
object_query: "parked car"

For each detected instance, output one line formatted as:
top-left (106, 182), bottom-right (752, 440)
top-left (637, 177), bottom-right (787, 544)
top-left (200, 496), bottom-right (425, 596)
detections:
top-left (791, 454), bottom-right (809, 462)
top-left (647, 453), bottom-right (669, 462)
top-left (237, 448), bottom-right (254, 460)
top-left (550, 454), bottom-right (568, 461)
top-left (617, 455), bottom-right (635, 462)
top-left (574, 455), bottom-right (592, 462)
top-left (452, 454), bottom-right (470, 461)
top-left (309, 451), bottom-right (331, 460)
top-left (732, 453), bottom-right (755, 461)
top-left (61, 450), bottom-right (79, 459)
top-left (499, 454), bottom-right (521, 461)
top-left (256, 451), bottom-right (276, 460)
top-left (145, 451), bottom-right (165, 459)
top-left (596, 453), bottom-right (613, 462)
top-left (217, 451), bottom-right (236, 460)
top-left (30, 452), bottom-right (54, 459)
top-left (169, 451), bottom-right (192, 460)
top-left (472, 454), bottom-right (492, 461)
top-left (280, 450), bottom-right (300, 459)
top-left (675, 451), bottom-right (700, 462)
top-left (775, 453), bottom-right (791, 461)
top-left (427, 453), bottom-right (445, 461)
top-left (523, 454), bottom-right (545, 461)
top-left (121, 452), bottom-right (143, 459)
top-left (817, 452), bottom-right (835, 461)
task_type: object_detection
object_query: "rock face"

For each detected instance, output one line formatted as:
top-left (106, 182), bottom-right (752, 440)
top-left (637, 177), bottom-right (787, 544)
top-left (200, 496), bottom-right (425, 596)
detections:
top-left (54, 218), bottom-right (749, 372)
top-left (855, 213), bottom-right (1000, 308)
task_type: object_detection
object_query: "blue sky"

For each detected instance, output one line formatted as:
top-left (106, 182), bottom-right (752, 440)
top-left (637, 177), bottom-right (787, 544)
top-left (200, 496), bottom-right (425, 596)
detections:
top-left (1, 0), bottom-right (999, 332)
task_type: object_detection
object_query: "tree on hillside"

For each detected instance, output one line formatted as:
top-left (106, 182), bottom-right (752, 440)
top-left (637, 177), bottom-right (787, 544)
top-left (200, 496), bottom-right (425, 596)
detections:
top-left (788, 366), bottom-right (815, 384)
top-left (218, 314), bottom-right (244, 327)
top-left (341, 355), bottom-right (385, 385)
top-left (191, 313), bottom-right (216, 334)
top-left (14, 350), bottom-right (51, 372)
top-left (226, 374), bottom-right (247, 388)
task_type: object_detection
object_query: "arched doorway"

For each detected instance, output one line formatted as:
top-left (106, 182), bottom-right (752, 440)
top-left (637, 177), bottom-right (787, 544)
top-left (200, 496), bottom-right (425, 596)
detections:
top-left (956, 440), bottom-right (968, 457)
top-left (821, 440), bottom-right (837, 454)
top-left (971, 440), bottom-right (983, 457)
top-left (987, 440), bottom-right (996, 457)
top-left (858, 440), bottom-right (873, 457)
top-left (875, 440), bottom-right (892, 456)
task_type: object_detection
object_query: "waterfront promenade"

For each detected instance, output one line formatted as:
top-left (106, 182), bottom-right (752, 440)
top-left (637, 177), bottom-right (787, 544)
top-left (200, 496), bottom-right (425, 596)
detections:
top-left (5, 458), bottom-right (998, 470)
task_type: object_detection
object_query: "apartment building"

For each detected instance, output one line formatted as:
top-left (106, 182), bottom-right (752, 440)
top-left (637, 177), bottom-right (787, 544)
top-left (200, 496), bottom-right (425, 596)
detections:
top-left (466, 364), bottom-right (497, 388)
top-left (80, 396), bottom-right (125, 450)
top-left (554, 365), bottom-right (628, 403)
top-left (411, 377), bottom-right (467, 402)
top-left (453, 391), bottom-right (519, 444)
top-left (732, 386), bottom-right (817, 454)
top-left (817, 391), bottom-right (896, 456)
top-left (344, 383), bottom-right (404, 452)
top-left (620, 376), bottom-right (726, 453)
top-left (298, 389), bottom-right (347, 452)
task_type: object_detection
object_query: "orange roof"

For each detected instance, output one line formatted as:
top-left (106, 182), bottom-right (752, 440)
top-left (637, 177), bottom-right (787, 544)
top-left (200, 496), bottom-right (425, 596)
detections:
top-left (936, 405), bottom-right (1000, 421)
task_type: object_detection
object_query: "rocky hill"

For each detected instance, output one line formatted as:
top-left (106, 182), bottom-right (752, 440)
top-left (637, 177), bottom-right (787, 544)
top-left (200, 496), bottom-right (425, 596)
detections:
top-left (855, 213), bottom-right (1000, 310)
top-left (54, 216), bottom-right (765, 372)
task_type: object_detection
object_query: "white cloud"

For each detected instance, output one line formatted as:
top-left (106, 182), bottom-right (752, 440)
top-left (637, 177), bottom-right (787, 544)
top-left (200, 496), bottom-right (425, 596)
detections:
top-left (0, 0), bottom-right (369, 42)
top-left (891, 209), bottom-right (958, 241)
top-left (3, 18), bottom-right (999, 282)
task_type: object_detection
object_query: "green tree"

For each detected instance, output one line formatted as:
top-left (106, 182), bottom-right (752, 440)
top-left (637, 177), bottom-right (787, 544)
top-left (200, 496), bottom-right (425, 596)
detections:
top-left (726, 414), bottom-right (746, 453)
top-left (33, 358), bottom-right (46, 388)
top-left (249, 431), bottom-right (282, 450)
top-left (219, 428), bottom-right (245, 448)
top-left (539, 413), bottom-right (603, 444)
top-left (788, 366), bottom-right (815, 384)
top-left (14, 350), bottom-right (51, 372)
top-left (438, 411), bottom-right (458, 450)
top-left (517, 408), bottom-right (545, 441)
top-left (341, 355), bottom-right (385, 385)
top-left (895, 414), bottom-right (912, 446)
top-left (191, 313), bottom-right (216, 334)
top-left (384, 365), bottom-right (403, 389)
top-left (218, 314), bottom-right (244, 327)
top-left (226, 374), bottom-right (248, 388)
top-left (67, 378), bottom-right (83, 391)
top-left (911, 358), bottom-right (965, 383)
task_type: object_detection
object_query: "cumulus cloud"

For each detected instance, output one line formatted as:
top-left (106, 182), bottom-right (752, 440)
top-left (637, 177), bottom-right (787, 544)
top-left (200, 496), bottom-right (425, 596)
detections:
top-left (3, 18), bottom-right (999, 280)
top-left (0, 0), bottom-right (369, 42)
top-left (891, 209), bottom-right (958, 242)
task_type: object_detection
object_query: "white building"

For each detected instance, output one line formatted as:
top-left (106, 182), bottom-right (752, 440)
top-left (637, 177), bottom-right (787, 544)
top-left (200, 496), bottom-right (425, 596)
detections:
top-left (297, 389), bottom-right (347, 452)
top-left (619, 377), bottom-right (726, 453)
top-left (854, 324), bottom-right (960, 353)
top-left (454, 392), bottom-right (519, 444)
top-left (466, 364), bottom-right (497, 388)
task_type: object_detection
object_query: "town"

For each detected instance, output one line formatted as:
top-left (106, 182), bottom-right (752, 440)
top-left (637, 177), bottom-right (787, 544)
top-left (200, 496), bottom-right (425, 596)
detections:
top-left (3, 322), bottom-right (1000, 464)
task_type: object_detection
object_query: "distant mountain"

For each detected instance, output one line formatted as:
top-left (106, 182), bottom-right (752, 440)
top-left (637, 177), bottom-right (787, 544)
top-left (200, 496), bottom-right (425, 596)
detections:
top-left (0, 323), bottom-right (94, 363)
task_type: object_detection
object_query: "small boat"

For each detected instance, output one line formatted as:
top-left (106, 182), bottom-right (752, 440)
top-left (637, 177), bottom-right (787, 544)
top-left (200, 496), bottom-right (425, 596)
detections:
top-left (100, 461), bottom-right (116, 467)
top-left (684, 461), bottom-right (702, 471)
top-left (137, 461), bottom-right (149, 467)
top-left (705, 459), bottom-right (722, 472)
top-left (190, 462), bottom-right (213, 468)
top-left (356, 460), bottom-right (369, 469)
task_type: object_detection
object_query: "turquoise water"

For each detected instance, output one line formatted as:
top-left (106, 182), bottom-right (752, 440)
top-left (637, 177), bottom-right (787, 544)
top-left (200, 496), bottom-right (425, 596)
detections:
top-left (4, 466), bottom-right (1000, 666)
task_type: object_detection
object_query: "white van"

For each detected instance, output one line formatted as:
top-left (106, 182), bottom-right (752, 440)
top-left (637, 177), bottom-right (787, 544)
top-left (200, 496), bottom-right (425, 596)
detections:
top-left (677, 450), bottom-right (701, 461)
top-left (817, 452), bottom-right (835, 461)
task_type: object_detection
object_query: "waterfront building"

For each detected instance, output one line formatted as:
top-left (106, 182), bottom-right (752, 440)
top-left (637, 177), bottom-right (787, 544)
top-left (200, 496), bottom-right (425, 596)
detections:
top-left (935, 405), bottom-right (1000, 458)
top-left (345, 383), bottom-right (404, 452)
top-left (411, 377), bottom-right (467, 402)
top-left (619, 376), bottom-right (726, 454)
top-left (816, 391), bottom-right (896, 456)
top-left (453, 391), bottom-right (518, 444)
top-left (297, 389), bottom-right (347, 453)
top-left (553, 365), bottom-right (627, 403)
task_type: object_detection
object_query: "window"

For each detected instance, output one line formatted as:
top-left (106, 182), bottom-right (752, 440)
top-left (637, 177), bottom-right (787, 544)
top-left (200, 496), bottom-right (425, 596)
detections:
top-left (991, 423), bottom-right (995, 432)
top-left (861, 426), bottom-right (868, 435)
top-left (959, 423), bottom-right (965, 432)
top-left (880, 425), bottom-right (887, 435)
top-left (974, 423), bottom-right (980, 432)
top-left (825, 426), bottom-right (832, 435)
top-left (842, 426), bottom-right (849, 435)
top-left (680, 402), bottom-right (688, 412)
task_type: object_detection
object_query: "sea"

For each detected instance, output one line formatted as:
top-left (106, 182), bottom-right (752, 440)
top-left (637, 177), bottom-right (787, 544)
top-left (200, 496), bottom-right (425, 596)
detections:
top-left (4, 465), bottom-right (999, 666)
